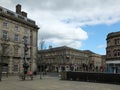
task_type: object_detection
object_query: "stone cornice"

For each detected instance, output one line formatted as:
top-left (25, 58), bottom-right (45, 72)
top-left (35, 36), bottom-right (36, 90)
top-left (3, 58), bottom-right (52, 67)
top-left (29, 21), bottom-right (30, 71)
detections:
top-left (106, 32), bottom-right (120, 40)
top-left (0, 13), bottom-right (39, 30)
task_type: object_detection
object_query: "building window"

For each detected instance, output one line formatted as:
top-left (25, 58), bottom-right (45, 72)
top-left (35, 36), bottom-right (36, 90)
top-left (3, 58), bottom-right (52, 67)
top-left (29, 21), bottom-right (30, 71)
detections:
top-left (115, 39), bottom-right (120, 45)
top-left (14, 47), bottom-right (19, 56)
top-left (118, 50), bottom-right (120, 56)
top-left (107, 50), bottom-right (111, 57)
top-left (2, 30), bottom-right (8, 40)
top-left (23, 36), bottom-right (28, 44)
top-left (15, 25), bottom-right (19, 31)
top-left (3, 22), bottom-right (8, 28)
top-left (115, 39), bottom-right (116, 45)
top-left (13, 64), bottom-right (18, 72)
top-left (14, 34), bottom-right (19, 42)
top-left (113, 50), bottom-right (117, 56)
top-left (2, 67), bottom-right (8, 72)
top-left (113, 49), bottom-right (120, 56)
top-left (118, 39), bottom-right (120, 45)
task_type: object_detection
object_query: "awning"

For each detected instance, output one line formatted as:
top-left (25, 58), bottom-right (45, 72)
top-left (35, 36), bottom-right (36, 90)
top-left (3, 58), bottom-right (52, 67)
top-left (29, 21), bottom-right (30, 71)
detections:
top-left (106, 60), bottom-right (120, 64)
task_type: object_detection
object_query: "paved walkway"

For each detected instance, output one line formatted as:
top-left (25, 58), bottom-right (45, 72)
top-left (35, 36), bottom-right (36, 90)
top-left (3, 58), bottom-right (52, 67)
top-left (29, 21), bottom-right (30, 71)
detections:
top-left (0, 74), bottom-right (120, 90)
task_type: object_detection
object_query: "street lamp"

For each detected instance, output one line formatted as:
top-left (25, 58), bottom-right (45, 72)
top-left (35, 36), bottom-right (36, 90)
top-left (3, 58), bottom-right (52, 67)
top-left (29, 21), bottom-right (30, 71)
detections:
top-left (22, 36), bottom-right (29, 80)
top-left (37, 53), bottom-right (42, 79)
top-left (0, 44), bottom-right (9, 81)
top-left (39, 55), bottom-right (42, 79)
top-left (0, 45), bottom-right (4, 81)
top-left (0, 57), bottom-right (2, 81)
top-left (29, 61), bottom-right (32, 71)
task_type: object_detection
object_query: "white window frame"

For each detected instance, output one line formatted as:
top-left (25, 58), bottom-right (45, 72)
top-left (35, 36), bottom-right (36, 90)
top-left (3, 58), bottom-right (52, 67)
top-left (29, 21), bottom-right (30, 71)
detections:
top-left (14, 34), bottom-right (19, 42)
top-left (15, 25), bottom-right (19, 31)
top-left (24, 36), bottom-right (28, 44)
top-left (3, 21), bottom-right (8, 28)
top-left (13, 64), bottom-right (19, 72)
top-left (2, 30), bottom-right (8, 40)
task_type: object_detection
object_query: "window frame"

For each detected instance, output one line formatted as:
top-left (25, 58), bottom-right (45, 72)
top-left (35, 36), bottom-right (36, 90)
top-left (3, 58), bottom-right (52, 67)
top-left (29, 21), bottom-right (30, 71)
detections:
top-left (15, 25), bottom-right (19, 31)
top-left (2, 30), bottom-right (8, 40)
top-left (3, 21), bottom-right (8, 28)
top-left (13, 64), bottom-right (19, 72)
top-left (14, 34), bottom-right (19, 42)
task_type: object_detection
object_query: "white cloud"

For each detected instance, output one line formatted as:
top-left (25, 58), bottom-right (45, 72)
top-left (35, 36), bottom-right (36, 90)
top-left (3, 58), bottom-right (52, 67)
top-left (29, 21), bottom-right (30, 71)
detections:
top-left (0, 0), bottom-right (14, 9)
top-left (1, 0), bottom-right (120, 49)
top-left (25, 10), bottom-right (88, 49)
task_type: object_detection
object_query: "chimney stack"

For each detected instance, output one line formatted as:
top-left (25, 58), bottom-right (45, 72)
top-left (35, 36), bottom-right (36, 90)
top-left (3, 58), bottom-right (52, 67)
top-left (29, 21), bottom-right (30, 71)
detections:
top-left (22, 11), bottom-right (27, 17)
top-left (16, 4), bottom-right (27, 17)
top-left (16, 4), bottom-right (21, 14)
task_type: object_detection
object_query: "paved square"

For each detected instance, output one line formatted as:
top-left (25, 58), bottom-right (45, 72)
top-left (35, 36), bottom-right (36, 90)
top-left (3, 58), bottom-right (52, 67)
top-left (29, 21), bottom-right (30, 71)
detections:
top-left (0, 74), bottom-right (120, 90)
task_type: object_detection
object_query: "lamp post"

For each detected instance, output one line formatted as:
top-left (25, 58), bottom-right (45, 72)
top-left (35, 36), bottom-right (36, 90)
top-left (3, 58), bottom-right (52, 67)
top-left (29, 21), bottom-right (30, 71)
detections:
top-left (39, 55), bottom-right (42, 79)
top-left (0, 45), bottom-right (4, 81)
top-left (0, 59), bottom-right (2, 81)
top-left (23, 36), bottom-right (29, 80)
top-left (29, 61), bottom-right (32, 71)
top-left (38, 39), bottom-right (45, 79)
top-left (37, 53), bottom-right (42, 79)
top-left (0, 44), bottom-right (8, 81)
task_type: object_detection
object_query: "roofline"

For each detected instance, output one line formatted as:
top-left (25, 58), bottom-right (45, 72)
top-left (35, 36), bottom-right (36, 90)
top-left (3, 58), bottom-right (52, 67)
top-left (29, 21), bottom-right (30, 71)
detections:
top-left (0, 5), bottom-right (39, 30)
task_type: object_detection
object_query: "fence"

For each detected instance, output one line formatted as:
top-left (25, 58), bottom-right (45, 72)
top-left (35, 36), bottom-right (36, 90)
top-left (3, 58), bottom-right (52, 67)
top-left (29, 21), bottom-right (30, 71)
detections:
top-left (60, 71), bottom-right (120, 84)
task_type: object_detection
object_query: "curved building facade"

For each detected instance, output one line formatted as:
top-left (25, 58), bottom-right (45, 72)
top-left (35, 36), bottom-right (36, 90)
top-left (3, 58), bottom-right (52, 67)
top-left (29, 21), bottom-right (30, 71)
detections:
top-left (106, 31), bottom-right (120, 73)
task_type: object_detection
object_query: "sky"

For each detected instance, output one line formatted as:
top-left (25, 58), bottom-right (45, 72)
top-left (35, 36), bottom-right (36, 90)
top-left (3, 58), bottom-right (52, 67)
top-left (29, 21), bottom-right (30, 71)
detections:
top-left (0, 0), bottom-right (120, 55)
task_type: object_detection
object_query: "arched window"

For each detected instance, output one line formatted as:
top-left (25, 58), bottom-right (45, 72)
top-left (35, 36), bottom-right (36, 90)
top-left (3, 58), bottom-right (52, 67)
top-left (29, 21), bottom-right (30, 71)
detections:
top-left (114, 39), bottom-right (120, 45)
top-left (107, 50), bottom-right (111, 57)
top-left (117, 49), bottom-right (120, 56)
top-left (113, 49), bottom-right (117, 56)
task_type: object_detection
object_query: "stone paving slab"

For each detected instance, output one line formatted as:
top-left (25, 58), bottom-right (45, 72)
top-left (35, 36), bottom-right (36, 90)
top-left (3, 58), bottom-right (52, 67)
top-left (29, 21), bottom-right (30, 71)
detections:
top-left (0, 75), bottom-right (120, 90)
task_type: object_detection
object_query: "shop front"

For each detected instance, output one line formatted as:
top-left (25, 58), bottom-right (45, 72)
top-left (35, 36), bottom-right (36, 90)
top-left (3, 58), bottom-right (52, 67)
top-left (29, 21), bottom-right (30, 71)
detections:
top-left (106, 60), bottom-right (120, 74)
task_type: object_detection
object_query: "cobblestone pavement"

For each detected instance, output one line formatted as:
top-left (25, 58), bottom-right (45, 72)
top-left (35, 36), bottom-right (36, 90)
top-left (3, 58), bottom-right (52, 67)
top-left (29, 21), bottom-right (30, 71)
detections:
top-left (0, 74), bottom-right (120, 90)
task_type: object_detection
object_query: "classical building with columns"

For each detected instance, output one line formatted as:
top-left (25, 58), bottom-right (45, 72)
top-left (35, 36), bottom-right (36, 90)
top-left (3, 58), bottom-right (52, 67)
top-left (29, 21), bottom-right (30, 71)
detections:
top-left (38, 46), bottom-right (102, 72)
top-left (83, 50), bottom-right (102, 72)
top-left (0, 4), bottom-right (39, 74)
top-left (106, 31), bottom-right (120, 73)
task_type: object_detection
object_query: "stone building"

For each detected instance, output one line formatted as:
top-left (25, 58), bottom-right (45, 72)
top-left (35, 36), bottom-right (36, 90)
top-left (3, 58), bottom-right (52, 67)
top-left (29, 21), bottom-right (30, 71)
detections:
top-left (106, 31), bottom-right (120, 73)
top-left (38, 46), bottom-right (102, 72)
top-left (101, 55), bottom-right (106, 72)
top-left (0, 4), bottom-right (39, 74)
top-left (83, 50), bottom-right (102, 72)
